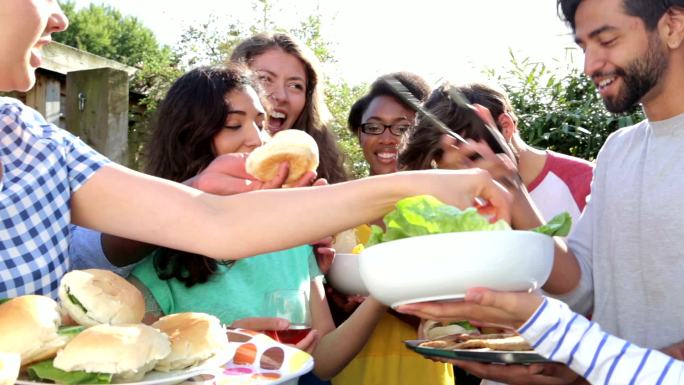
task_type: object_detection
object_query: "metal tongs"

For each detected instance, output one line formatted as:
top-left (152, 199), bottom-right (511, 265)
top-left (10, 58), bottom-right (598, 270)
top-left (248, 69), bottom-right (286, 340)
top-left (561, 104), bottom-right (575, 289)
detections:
top-left (383, 76), bottom-right (522, 190)
top-left (382, 77), bottom-right (471, 146)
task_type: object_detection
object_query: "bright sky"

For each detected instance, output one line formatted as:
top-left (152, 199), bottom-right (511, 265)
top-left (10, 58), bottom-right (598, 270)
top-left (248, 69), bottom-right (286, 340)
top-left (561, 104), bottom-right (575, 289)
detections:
top-left (71, 0), bottom-right (583, 86)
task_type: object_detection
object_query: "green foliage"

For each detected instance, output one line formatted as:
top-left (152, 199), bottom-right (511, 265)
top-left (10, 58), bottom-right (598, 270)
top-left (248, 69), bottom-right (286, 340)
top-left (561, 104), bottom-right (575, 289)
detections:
top-left (127, 48), bottom-right (183, 170)
top-left (290, 14), bottom-right (336, 64)
top-left (486, 51), bottom-right (645, 160)
top-left (174, 15), bottom-right (242, 68)
top-left (324, 81), bottom-right (369, 179)
top-left (56, 1), bottom-right (183, 170)
top-left (193, 1), bottom-right (368, 179)
top-left (56, 0), bottom-right (160, 67)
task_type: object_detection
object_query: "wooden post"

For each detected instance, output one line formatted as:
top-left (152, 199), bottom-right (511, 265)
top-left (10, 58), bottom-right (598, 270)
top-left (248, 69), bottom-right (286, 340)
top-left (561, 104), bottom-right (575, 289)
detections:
top-left (66, 68), bottom-right (129, 165)
top-left (25, 74), bottom-right (63, 127)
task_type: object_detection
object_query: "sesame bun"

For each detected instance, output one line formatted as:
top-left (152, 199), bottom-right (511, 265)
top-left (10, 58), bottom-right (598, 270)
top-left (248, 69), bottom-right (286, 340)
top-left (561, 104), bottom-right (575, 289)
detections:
top-left (151, 313), bottom-right (228, 372)
top-left (0, 352), bottom-right (20, 385)
top-left (246, 129), bottom-right (319, 185)
top-left (0, 295), bottom-right (67, 366)
top-left (58, 269), bottom-right (145, 327)
top-left (53, 324), bottom-right (170, 382)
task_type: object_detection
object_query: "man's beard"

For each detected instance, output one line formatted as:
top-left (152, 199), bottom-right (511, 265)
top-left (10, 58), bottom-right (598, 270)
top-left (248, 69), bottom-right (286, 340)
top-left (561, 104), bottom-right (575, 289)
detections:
top-left (600, 35), bottom-right (669, 113)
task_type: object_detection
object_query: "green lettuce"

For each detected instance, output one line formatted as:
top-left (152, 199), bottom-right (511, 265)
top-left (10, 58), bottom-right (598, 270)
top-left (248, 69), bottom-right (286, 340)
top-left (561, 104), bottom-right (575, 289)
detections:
top-left (530, 211), bottom-right (572, 237)
top-left (65, 287), bottom-right (88, 314)
top-left (57, 326), bottom-right (86, 338)
top-left (366, 195), bottom-right (571, 246)
top-left (449, 320), bottom-right (477, 331)
top-left (28, 360), bottom-right (112, 385)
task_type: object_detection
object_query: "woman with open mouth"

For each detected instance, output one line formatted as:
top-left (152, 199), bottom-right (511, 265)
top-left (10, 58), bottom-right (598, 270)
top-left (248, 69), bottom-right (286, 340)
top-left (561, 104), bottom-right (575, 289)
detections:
top-left (231, 32), bottom-right (348, 185)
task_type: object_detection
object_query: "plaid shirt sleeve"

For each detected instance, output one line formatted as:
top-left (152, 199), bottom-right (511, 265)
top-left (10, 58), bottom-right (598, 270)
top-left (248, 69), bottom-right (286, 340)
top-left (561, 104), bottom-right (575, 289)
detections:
top-left (1, 97), bottom-right (110, 298)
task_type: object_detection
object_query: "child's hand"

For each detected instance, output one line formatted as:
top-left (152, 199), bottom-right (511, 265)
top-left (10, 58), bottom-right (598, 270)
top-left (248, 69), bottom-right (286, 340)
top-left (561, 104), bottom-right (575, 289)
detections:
top-left (396, 288), bottom-right (544, 330)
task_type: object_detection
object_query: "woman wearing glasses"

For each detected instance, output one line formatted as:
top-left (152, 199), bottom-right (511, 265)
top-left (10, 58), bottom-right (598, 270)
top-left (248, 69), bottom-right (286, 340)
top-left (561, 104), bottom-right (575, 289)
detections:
top-left (348, 72), bottom-right (428, 176)
top-left (329, 73), bottom-right (456, 385)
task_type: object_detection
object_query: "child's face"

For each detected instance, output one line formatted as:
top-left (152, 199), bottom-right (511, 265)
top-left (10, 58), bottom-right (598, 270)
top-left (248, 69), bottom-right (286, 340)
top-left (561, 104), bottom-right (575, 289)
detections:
top-left (0, 0), bottom-right (68, 92)
top-left (212, 86), bottom-right (266, 156)
top-left (250, 48), bottom-right (307, 135)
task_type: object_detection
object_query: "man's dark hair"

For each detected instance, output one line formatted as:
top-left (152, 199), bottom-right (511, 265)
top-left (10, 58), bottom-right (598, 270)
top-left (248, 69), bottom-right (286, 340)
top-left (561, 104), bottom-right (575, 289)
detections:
top-left (558, 0), bottom-right (683, 31)
top-left (347, 72), bottom-right (430, 135)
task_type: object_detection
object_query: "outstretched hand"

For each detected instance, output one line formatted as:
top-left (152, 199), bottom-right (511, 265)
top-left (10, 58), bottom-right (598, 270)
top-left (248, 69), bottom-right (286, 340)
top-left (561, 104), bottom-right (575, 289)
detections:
top-left (397, 288), bottom-right (582, 385)
top-left (186, 153), bottom-right (318, 195)
top-left (395, 288), bottom-right (544, 330)
top-left (441, 137), bottom-right (521, 190)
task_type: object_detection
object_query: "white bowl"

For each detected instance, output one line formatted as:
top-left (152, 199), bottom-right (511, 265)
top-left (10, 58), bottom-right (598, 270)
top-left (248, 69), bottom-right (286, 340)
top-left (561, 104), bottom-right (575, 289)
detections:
top-left (326, 253), bottom-right (369, 296)
top-left (358, 231), bottom-right (554, 307)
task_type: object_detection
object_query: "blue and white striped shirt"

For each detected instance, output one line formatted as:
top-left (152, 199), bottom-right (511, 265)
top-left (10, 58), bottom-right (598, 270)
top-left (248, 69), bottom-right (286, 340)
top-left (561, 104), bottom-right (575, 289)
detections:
top-left (1, 97), bottom-right (109, 299)
top-left (520, 297), bottom-right (684, 384)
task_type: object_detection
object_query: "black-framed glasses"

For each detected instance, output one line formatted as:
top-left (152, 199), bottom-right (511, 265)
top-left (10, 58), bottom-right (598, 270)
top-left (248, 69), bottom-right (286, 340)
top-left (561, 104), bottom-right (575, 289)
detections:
top-left (360, 122), bottom-right (412, 136)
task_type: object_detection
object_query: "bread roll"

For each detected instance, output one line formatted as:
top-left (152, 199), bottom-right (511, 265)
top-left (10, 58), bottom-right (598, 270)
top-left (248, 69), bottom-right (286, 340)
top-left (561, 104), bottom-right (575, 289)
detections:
top-left (246, 129), bottom-right (319, 185)
top-left (152, 312), bottom-right (228, 372)
top-left (59, 269), bottom-right (145, 327)
top-left (0, 352), bottom-right (20, 385)
top-left (0, 295), bottom-right (67, 366)
top-left (53, 324), bottom-right (170, 382)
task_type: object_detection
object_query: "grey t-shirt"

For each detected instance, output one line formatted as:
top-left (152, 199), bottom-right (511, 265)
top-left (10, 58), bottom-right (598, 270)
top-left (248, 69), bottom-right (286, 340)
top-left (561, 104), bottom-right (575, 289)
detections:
top-left (556, 112), bottom-right (684, 349)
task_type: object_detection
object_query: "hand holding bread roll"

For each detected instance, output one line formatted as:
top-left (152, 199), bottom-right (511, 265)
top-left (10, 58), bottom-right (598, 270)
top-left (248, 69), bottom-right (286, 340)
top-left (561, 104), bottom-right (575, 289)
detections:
top-left (246, 129), bottom-right (319, 186)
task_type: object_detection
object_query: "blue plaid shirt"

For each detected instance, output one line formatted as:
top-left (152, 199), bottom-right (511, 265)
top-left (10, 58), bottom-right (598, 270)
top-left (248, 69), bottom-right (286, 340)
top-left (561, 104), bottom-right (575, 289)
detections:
top-left (1, 97), bottom-right (109, 299)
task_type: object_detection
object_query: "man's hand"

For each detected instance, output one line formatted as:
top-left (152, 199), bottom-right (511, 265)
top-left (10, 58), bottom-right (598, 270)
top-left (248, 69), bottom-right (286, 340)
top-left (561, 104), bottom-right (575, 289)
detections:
top-left (396, 288), bottom-right (544, 330)
top-left (662, 340), bottom-right (684, 360)
top-left (444, 361), bottom-right (580, 385)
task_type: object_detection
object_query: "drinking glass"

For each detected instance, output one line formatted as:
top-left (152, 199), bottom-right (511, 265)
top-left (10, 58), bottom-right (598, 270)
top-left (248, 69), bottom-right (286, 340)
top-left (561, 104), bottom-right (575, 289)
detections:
top-left (262, 289), bottom-right (311, 344)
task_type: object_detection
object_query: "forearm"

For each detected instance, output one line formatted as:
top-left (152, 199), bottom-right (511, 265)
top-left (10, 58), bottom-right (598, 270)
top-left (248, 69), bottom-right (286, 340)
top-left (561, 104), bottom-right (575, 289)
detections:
top-left (509, 189), bottom-right (580, 294)
top-left (312, 297), bottom-right (387, 379)
top-left (73, 164), bottom-right (493, 260)
top-left (520, 298), bottom-right (684, 385)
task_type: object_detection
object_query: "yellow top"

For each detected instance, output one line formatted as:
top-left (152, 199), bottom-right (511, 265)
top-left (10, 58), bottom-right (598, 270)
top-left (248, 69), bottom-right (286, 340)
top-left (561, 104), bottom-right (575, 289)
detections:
top-left (331, 312), bottom-right (454, 385)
